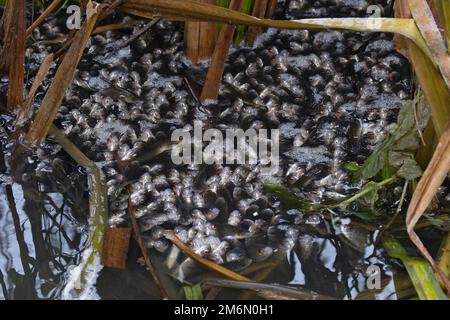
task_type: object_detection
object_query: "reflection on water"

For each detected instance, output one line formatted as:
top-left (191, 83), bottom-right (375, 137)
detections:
top-left (0, 175), bottom-right (408, 300)
top-left (0, 179), bottom-right (418, 300)
top-left (0, 182), bottom-right (86, 299)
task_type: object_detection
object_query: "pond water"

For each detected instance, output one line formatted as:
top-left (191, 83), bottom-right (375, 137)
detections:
top-left (0, 0), bottom-right (447, 300)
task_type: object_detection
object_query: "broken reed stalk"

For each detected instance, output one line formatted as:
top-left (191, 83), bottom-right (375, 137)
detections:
top-left (200, 0), bottom-right (243, 102)
top-left (127, 189), bottom-right (169, 299)
top-left (185, 0), bottom-right (217, 64)
top-left (165, 231), bottom-right (333, 300)
top-left (26, 0), bottom-right (62, 37)
top-left (16, 53), bottom-right (54, 126)
top-left (6, 0), bottom-right (26, 112)
top-left (25, 2), bottom-right (100, 147)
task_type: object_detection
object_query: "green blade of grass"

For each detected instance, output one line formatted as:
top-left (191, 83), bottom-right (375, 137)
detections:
top-left (234, 0), bottom-right (252, 46)
top-left (383, 238), bottom-right (448, 300)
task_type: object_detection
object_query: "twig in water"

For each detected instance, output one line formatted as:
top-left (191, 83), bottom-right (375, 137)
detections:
top-left (164, 230), bottom-right (249, 281)
top-left (26, 0), bottom-right (62, 37)
top-left (376, 180), bottom-right (409, 245)
top-left (114, 18), bottom-right (160, 50)
top-left (128, 188), bottom-right (169, 299)
top-left (203, 279), bottom-right (336, 300)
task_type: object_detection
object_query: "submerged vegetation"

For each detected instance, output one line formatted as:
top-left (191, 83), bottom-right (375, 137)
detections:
top-left (0, 0), bottom-right (449, 300)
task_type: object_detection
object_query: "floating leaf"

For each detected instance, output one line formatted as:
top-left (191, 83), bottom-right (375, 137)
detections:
top-left (397, 158), bottom-right (423, 180)
top-left (354, 100), bottom-right (422, 181)
top-left (234, 0), bottom-right (252, 46)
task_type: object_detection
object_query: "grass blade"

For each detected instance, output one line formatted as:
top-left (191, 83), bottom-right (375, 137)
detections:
top-left (121, 0), bottom-right (434, 62)
top-left (246, 0), bottom-right (268, 46)
top-left (383, 238), bottom-right (448, 299)
top-left (164, 230), bottom-right (249, 281)
top-left (203, 278), bottom-right (336, 300)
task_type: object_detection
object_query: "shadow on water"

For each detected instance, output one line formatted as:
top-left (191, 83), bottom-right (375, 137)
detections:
top-left (0, 182), bottom-right (85, 299)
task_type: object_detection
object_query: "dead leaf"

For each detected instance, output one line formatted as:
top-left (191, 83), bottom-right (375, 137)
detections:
top-left (408, 0), bottom-right (450, 91)
top-left (16, 53), bottom-right (54, 127)
top-left (406, 124), bottom-right (450, 292)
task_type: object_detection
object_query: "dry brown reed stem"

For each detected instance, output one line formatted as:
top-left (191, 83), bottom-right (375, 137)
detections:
top-left (200, 0), bottom-right (243, 102)
top-left (185, 0), bottom-right (216, 64)
top-left (0, 1), bottom-right (14, 72)
top-left (6, 0), bottom-right (26, 112)
top-left (164, 231), bottom-right (250, 281)
top-left (266, 0), bottom-right (277, 18)
top-left (246, 0), bottom-right (269, 46)
top-left (16, 53), bottom-right (54, 127)
top-left (408, 0), bottom-right (450, 92)
top-left (25, 2), bottom-right (100, 147)
top-left (26, 0), bottom-right (62, 37)
top-left (406, 124), bottom-right (450, 292)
